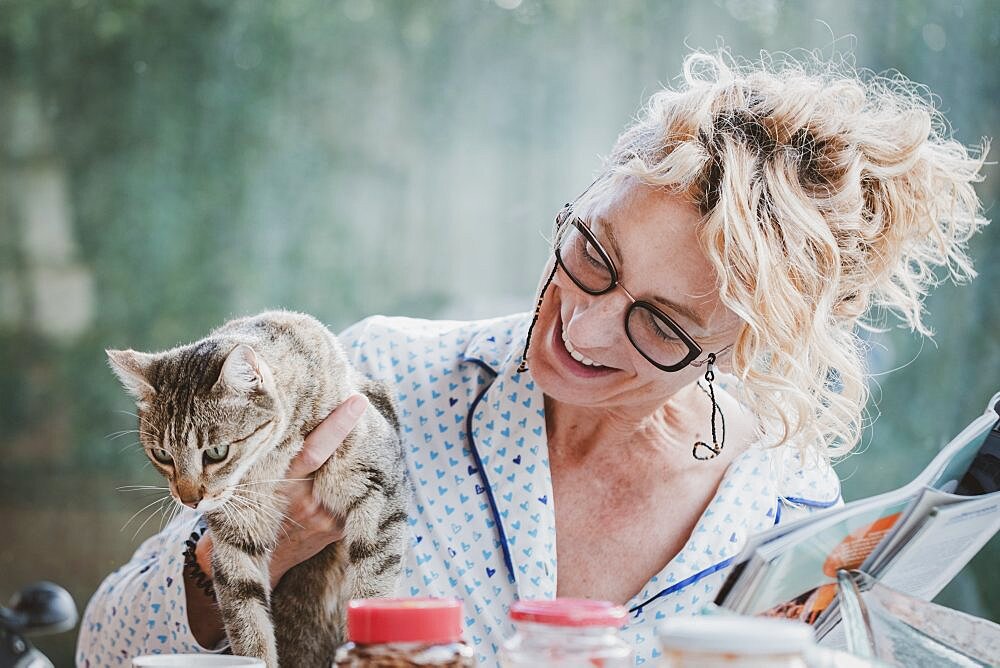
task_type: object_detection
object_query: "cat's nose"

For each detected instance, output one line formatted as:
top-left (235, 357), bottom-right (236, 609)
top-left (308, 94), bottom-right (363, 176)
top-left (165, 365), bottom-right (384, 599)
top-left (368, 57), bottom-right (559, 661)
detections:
top-left (176, 482), bottom-right (205, 508)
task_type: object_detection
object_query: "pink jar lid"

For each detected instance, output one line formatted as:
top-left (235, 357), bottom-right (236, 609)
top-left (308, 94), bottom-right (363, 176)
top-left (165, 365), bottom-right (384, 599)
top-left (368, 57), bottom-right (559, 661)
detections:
top-left (347, 598), bottom-right (464, 644)
top-left (509, 599), bottom-right (628, 627)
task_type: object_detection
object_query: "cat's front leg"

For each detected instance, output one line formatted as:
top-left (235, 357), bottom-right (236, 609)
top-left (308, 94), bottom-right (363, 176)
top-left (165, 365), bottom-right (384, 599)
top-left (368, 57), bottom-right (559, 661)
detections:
top-left (315, 423), bottom-right (408, 602)
top-left (341, 500), bottom-right (408, 602)
top-left (208, 519), bottom-right (280, 667)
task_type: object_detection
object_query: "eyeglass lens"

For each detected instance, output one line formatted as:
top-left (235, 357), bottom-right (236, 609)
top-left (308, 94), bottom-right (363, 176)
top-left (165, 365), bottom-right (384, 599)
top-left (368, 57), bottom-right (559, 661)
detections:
top-left (556, 220), bottom-right (697, 369)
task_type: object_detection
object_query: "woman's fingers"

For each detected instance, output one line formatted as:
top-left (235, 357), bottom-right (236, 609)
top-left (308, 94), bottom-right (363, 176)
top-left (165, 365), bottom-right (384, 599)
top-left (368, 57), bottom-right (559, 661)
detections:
top-left (285, 393), bottom-right (369, 480)
top-left (267, 393), bottom-right (365, 587)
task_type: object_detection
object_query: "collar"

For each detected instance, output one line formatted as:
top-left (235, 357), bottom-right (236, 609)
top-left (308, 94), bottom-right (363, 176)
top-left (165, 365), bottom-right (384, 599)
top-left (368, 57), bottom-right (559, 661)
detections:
top-left (462, 314), bottom-right (557, 601)
top-left (461, 314), bottom-right (528, 376)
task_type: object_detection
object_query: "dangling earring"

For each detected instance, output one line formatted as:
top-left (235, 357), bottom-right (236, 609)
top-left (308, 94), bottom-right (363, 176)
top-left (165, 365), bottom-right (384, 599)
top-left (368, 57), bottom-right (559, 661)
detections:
top-left (517, 261), bottom-right (558, 373)
top-left (692, 353), bottom-right (726, 460)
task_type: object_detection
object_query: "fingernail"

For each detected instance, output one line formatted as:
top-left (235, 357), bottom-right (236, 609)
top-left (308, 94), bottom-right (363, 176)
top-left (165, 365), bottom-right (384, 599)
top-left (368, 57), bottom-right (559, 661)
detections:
top-left (346, 394), bottom-right (369, 418)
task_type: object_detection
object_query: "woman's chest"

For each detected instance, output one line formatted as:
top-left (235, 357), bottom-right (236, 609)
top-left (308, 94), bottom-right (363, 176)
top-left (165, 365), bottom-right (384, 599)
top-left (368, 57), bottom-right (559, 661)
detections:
top-left (550, 463), bottom-right (716, 605)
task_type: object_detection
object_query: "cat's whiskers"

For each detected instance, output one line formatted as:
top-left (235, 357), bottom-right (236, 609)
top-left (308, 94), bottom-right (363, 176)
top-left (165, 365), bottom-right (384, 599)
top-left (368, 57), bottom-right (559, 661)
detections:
top-left (131, 496), bottom-right (175, 540)
top-left (121, 495), bottom-right (171, 531)
top-left (230, 478), bottom-right (312, 488)
top-left (106, 428), bottom-right (157, 442)
top-left (116, 486), bottom-right (171, 497)
top-left (117, 484), bottom-right (171, 491)
top-left (220, 497), bottom-right (274, 549)
top-left (230, 491), bottom-right (301, 538)
top-left (230, 490), bottom-right (293, 526)
top-left (160, 500), bottom-right (183, 532)
top-left (227, 486), bottom-right (286, 518)
top-left (229, 486), bottom-right (278, 502)
top-left (226, 494), bottom-right (270, 540)
top-left (121, 495), bottom-right (171, 536)
top-left (217, 502), bottom-right (237, 539)
top-left (117, 440), bottom-right (146, 454)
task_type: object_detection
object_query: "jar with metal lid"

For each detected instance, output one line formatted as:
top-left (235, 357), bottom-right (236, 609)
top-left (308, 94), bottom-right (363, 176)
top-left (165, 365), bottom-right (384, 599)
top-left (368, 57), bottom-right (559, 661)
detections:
top-left (657, 616), bottom-right (815, 668)
top-left (499, 598), bottom-right (632, 667)
top-left (333, 598), bottom-right (474, 667)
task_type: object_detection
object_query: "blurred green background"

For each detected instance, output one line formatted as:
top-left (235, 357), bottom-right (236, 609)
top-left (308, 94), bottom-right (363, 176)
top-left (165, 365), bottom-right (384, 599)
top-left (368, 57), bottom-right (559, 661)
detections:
top-left (0, 0), bottom-right (996, 663)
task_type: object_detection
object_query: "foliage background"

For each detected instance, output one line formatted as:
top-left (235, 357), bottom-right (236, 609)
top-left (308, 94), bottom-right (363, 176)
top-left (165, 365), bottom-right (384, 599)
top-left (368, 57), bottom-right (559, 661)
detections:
top-left (0, 0), bottom-right (996, 663)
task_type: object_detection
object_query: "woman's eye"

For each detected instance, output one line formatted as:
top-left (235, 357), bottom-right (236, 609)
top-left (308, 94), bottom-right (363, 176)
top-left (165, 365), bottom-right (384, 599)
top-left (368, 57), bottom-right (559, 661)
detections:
top-left (582, 240), bottom-right (600, 262)
top-left (150, 448), bottom-right (173, 465)
top-left (574, 234), bottom-right (605, 268)
top-left (204, 443), bottom-right (230, 463)
top-left (643, 311), bottom-right (681, 342)
top-left (653, 323), bottom-right (681, 342)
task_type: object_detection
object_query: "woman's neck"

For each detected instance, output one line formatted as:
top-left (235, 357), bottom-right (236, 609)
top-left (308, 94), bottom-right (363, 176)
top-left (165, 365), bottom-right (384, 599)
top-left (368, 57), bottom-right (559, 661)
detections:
top-left (543, 379), bottom-right (755, 474)
top-left (543, 382), bottom-right (703, 466)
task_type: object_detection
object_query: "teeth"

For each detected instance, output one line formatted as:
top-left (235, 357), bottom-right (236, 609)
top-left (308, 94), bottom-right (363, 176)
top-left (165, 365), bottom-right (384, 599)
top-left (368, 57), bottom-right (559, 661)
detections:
top-left (561, 328), bottom-right (604, 367)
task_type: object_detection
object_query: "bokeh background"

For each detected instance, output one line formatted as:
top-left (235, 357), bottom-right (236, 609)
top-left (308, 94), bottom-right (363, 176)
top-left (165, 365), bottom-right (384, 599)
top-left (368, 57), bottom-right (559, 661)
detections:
top-left (1, 0), bottom-right (997, 663)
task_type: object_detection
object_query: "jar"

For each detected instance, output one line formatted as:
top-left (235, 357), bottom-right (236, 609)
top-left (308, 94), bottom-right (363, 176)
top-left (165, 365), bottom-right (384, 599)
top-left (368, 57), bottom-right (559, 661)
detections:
top-left (657, 616), bottom-right (815, 668)
top-left (500, 598), bottom-right (632, 667)
top-left (333, 598), bottom-right (474, 667)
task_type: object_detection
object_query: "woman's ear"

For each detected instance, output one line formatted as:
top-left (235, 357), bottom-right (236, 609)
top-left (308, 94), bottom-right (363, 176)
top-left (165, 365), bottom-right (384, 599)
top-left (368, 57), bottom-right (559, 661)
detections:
top-left (708, 340), bottom-right (738, 376)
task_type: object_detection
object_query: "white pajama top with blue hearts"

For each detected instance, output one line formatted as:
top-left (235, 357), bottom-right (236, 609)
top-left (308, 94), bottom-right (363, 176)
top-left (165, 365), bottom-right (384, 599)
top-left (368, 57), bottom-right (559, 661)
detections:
top-left (77, 313), bottom-right (842, 667)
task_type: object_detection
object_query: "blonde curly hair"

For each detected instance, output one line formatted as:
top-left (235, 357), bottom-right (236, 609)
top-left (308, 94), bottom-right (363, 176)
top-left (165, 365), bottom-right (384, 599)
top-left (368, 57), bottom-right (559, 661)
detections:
top-left (600, 50), bottom-right (990, 459)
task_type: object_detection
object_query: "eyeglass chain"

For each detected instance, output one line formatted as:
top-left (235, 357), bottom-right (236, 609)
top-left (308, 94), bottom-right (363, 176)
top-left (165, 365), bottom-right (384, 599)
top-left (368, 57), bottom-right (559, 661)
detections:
top-left (517, 261), bottom-right (558, 374)
top-left (692, 352), bottom-right (726, 460)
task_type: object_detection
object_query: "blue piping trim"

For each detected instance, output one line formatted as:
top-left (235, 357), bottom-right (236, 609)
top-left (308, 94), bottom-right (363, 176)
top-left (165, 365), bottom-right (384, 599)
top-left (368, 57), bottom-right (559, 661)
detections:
top-left (774, 501), bottom-right (782, 525)
top-left (628, 556), bottom-right (736, 616)
top-left (781, 495), bottom-right (841, 509)
top-left (462, 357), bottom-right (518, 589)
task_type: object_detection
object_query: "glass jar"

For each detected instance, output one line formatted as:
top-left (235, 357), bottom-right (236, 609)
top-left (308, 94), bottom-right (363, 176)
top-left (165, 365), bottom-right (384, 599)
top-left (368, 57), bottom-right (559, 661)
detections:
top-left (333, 598), bottom-right (474, 667)
top-left (500, 598), bottom-right (632, 667)
top-left (657, 616), bottom-right (815, 668)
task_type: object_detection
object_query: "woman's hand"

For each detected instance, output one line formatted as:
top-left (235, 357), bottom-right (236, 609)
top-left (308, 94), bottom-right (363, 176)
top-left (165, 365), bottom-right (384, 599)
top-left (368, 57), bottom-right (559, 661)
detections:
top-left (267, 393), bottom-right (369, 588)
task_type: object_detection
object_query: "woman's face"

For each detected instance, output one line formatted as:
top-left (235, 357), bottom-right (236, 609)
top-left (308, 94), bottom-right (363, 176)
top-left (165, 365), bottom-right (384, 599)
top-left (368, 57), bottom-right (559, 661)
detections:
top-left (530, 178), bottom-right (742, 414)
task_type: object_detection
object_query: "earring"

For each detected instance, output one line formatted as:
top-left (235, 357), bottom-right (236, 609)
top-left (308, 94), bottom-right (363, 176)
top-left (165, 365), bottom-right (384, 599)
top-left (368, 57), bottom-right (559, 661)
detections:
top-left (692, 353), bottom-right (726, 460)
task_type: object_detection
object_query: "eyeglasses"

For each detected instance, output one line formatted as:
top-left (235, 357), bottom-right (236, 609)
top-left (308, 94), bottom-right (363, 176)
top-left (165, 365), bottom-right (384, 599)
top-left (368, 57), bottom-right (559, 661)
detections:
top-left (553, 209), bottom-right (706, 373)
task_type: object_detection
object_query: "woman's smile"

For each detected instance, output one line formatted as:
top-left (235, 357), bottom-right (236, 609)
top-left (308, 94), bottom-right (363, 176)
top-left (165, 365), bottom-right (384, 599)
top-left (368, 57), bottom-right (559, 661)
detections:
top-left (549, 310), bottom-right (618, 379)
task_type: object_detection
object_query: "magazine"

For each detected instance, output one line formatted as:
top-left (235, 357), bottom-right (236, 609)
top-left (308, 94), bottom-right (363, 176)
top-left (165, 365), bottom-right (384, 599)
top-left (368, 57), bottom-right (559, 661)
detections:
top-left (714, 391), bottom-right (1000, 640)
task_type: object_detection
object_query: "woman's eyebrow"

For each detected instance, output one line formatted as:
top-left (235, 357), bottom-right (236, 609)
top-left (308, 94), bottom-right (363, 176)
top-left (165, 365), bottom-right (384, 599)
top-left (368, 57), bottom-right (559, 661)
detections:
top-left (595, 215), bottom-right (708, 330)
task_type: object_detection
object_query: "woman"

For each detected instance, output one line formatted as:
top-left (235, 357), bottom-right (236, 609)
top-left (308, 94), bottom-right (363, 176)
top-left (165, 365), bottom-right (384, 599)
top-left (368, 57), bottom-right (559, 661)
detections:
top-left (77, 51), bottom-right (988, 666)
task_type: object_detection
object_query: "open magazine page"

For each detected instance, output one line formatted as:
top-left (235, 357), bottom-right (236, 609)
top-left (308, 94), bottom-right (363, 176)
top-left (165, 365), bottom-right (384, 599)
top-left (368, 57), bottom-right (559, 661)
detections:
top-left (876, 492), bottom-right (1000, 599)
top-left (863, 485), bottom-right (986, 574)
top-left (740, 497), bottom-right (912, 619)
top-left (813, 490), bottom-right (1000, 642)
top-left (715, 396), bottom-right (1000, 628)
top-left (858, 413), bottom-right (996, 574)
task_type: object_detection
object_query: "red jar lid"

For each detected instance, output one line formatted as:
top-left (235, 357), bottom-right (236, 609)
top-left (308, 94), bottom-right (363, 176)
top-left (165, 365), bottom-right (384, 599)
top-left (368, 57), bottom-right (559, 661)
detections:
top-left (509, 599), bottom-right (627, 627)
top-left (347, 598), bottom-right (465, 644)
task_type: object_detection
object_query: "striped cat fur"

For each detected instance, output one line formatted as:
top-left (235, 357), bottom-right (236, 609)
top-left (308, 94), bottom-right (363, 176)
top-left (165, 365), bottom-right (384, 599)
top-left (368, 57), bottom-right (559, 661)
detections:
top-left (107, 310), bottom-right (408, 667)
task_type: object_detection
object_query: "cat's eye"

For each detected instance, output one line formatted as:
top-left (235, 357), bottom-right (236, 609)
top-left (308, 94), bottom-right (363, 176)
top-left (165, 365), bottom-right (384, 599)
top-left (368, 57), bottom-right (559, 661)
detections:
top-left (204, 443), bottom-right (229, 463)
top-left (150, 448), bottom-right (173, 465)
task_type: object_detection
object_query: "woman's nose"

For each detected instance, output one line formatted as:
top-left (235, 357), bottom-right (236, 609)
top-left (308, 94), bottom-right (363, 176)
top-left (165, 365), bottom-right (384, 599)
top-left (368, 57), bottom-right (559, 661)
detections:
top-left (564, 290), bottom-right (626, 349)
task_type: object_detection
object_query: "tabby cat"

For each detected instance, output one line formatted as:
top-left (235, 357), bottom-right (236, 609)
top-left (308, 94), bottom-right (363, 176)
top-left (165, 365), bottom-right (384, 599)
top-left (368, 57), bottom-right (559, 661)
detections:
top-left (107, 310), bottom-right (408, 667)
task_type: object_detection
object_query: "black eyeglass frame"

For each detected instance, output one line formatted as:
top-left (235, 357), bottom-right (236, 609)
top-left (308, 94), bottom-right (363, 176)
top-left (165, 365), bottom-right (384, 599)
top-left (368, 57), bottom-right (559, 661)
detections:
top-left (553, 212), bottom-right (706, 373)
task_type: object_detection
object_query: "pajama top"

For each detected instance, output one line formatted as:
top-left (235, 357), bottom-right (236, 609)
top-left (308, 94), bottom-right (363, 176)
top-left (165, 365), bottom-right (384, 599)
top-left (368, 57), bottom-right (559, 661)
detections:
top-left (77, 313), bottom-right (842, 666)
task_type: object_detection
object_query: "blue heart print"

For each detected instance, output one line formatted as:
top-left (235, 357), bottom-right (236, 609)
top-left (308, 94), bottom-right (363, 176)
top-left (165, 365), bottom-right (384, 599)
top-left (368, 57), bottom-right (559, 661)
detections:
top-left (79, 314), bottom-right (842, 668)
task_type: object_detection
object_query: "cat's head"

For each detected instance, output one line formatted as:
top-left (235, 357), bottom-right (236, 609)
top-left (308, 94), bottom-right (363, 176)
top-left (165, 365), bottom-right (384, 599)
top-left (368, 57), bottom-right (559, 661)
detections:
top-left (107, 341), bottom-right (283, 512)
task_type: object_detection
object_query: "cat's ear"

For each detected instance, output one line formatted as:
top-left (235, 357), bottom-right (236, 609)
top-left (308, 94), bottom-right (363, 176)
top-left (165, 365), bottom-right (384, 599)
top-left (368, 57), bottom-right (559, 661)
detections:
top-left (216, 344), bottom-right (270, 393)
top-left (106, 349), bottom-right (157, 405)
